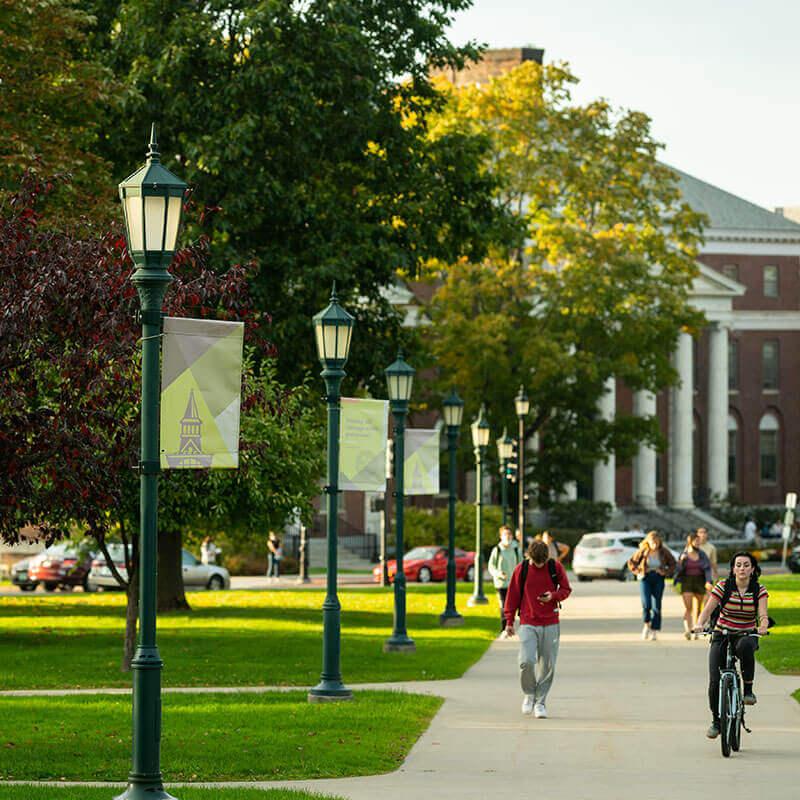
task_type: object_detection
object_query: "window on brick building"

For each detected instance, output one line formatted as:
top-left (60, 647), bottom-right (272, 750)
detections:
top-left (722, 264), bottom-right (739, 282)
top-left (762, 340), bottom-right (779, 389)
top-left (728, 340), bottom-right (738, 390)
top-left (763, 265), bottom-right (779, 297)
top-left (728, 415), bottom-right (738, 486)
top-left (759, 412), bottom-right (780, 486)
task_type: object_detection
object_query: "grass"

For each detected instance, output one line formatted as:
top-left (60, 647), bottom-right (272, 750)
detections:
top-left (0, 691), bottom-right (441, 781)
top-left (0, 789), bottom-right (344, 800)
top-left (0, 585), bottom-right (497, 690)
top-left (757, 574), bottom-right (800, 675)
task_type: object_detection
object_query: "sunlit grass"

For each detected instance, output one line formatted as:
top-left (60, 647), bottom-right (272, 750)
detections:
top-left (0, 787), bottom-right (343, 799)
top-left (757, 575), bottom-right (800, 676)
top-left (0, 585), bottom-right (497, 689)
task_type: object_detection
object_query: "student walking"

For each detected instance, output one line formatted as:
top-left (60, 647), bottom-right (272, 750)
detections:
top-left (488, 525), bottom-right (522, 636)
top-left (201, 536), bottom-right (221, 566)
top-left (504, 539), bottom-right (572, 718)
top-left (627, 530), bottom-right (676, 641)
top-left (695, 526), bottom-right (718, 583)
top-left (673, 532), bottom-right (713, 639)
top-left (267, 532), bottom-right (283, 581)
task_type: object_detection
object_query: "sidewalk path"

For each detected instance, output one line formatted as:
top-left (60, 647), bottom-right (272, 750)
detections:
top-left (6, 581), bottom-right (799, 799)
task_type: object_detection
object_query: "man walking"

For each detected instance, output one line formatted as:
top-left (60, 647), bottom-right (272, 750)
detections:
top-left (695, 527), bottom-right (718, 582)
top-left (504, 539), bottom-right (572, 718)
top-left (488, 525), bottom-right (522, 637)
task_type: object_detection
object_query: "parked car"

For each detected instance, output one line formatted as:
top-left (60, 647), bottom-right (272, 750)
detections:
top-left (10, 558), bottom-right (39, 591)
top-left (27, 543), bottom-right (95, 592)
top-left (373, 546), bottom-right (475, 584)
top-left (572, 532), bottom-right (680, 582)
top-left (88, 546), bottom-right (231, 591)
top-left (788, 548), bottom-right (800, 574)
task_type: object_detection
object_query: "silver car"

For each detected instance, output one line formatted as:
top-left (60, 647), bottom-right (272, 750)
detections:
top-left (88, 545), bottom-right (230, 591)
top-left (572, 532), bottom-right (679, 581)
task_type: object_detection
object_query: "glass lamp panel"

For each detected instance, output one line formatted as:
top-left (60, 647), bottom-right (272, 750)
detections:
top-left (323, 324), bottom-right (340, 361)
top-left (124, 195), bottom-right (144, 251)
top-left (400, 373), bottom-right (413, 401)
top-left (144, 195), bottom-right (167, 251)
top-left (477, 425), bottom-right (490, 447)
top-left (314, 321), bottom-right (326, 361)
top-left (471, 422), bottom-right (480, 449)
top-left (443, 404), bottom-right (462, 427)
top-left (515, 396), bottom-right (530, 416)
top-left (164, 195), bottom-right (183, 251)
top-left (339, 324), bottom-right (353, 361)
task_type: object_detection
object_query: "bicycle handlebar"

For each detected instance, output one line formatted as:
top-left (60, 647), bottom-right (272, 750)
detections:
top-left (697, 627), bottom-right (769, 637)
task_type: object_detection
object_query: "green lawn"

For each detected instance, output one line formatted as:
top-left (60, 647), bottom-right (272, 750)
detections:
top-left (757, 575), bottom-right (800, 675)
top-left (0, 585), bottom-right (497, 689)
top-left (0, 789), bottom-right (342, 800)
top-left (0, 691), bottom-right (441, 781)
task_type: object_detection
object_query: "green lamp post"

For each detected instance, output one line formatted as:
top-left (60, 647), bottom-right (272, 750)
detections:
top-left (308, 285), bottom-right (354, 702)
top-left (497, 428), bottom-right (515, 526)
top-left (515, 385), bottom-right (530, 542)
top-left (116, 124), bottom-right (186, 800)
top-left (384, 350), bottom-right (416, 652)
top-left (439, 389), bottom-right (465, 627)
top-left (467, 405), bottom-right (490, 607)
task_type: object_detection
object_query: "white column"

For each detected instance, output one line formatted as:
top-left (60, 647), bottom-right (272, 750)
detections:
top-left (669, 331), bottom-right (694, 509)
top-left (593, 377), bottom-right (616, 506)
top-left (559, 481), bottom-right (577, 502)
top-left (707, 324), bottom-right (729, 501)
top-left (633, 390), bottom-right (657, 508)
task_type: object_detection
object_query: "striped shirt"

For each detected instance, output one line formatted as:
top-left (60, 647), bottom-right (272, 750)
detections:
top-left (710, 580), bottom-right (768, 631)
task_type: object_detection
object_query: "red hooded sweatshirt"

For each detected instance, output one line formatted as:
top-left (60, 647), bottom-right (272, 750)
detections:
top-left (503, 559), bottom-right (572, 627)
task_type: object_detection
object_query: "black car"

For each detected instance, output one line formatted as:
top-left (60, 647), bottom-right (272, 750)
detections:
top-left (10, 558), bottom-right (39, 591)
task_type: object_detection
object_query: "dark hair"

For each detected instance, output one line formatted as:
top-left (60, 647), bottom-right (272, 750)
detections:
top-left (527, 539), bottom-right (549, 565)
top-left (720, 551), bottom-right (761, 600)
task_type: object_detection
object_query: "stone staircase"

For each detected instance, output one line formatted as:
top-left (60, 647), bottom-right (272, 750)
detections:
top-left (609, 506), bottom-right (738, 545)
top-left (307, 538), bottom-right (376, 571)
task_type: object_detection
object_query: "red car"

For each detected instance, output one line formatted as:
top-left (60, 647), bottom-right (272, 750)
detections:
top-left (27, 543), bottom-right (95, 592)
top-left (373, 546), bottom-right (476, 584)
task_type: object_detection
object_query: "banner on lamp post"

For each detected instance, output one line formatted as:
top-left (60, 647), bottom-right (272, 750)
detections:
top-left (404, 428), bottom-right (441, 496)
top-left (339, 397), bottom-right (389, 491)
top-left (160, 317), bottom-right (245, 469)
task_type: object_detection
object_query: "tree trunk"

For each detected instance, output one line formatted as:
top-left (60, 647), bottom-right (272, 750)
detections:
top-left (122, 572), bottom-right (139, 672)
top-left (157, 527), bottom-right (191, 612)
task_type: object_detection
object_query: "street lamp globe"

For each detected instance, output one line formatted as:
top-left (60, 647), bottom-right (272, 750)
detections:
top-left (497, 427), bottom-right (514, 461)
top-left (312, 284), bottom-right (354, 368)
top-left (442, 388), bottom-right (464, 428)
top-left (118, 124), bottom-right (187, 269)
top-left (515, 385), bottom-right (530, 418)
top-left (385, 350), bottom-right (415, 403)
top-left (471, 404), bottom-right (490, 449)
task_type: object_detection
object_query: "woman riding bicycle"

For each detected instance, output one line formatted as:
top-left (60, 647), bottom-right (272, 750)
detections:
top-left (694, 552), bottom-right (769, 739)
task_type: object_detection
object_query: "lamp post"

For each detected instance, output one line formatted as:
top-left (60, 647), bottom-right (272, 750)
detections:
top-left (439, 389), bottom-right (465, 627)
top-left (497, 428), bottom-right (515, 526)
top-left (116, 125), bottom-right (186, 800)
top-left (467, 404), bottom-right (490, 607)
top-left (515, 385), bottom-right (530, 543)
top-left (308, 285), bottom-right (354, 702)
top-left (297, 523), bottom-right (310, 584)
top-left (384, 351), bottom-right (416, 652)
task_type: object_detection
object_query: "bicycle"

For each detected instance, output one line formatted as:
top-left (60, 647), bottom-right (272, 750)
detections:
top-left (701, 627), bottom-right (767, 757)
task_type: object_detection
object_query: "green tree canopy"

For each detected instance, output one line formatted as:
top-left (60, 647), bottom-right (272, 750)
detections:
top-left (425, 61), bottom-right (707, 495)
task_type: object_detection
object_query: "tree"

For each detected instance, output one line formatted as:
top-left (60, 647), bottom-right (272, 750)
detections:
top-left (0, 174), bottom-right (323, 664)
top-left (77, 0), bottom-right (508, 392)
top-left (0, 0), bottom-right (121, 222)
top-left (424, 62), bottom-right (707, 494)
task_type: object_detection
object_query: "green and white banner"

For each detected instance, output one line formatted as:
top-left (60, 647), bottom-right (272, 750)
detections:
top-left (404, 428), bottom-right (441, 496)
top-left (160, 317), bottom-right (244, 469)
top-left (339, 397), bottom-right (389, 491)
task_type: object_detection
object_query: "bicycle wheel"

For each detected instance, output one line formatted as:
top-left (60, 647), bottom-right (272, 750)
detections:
top-left (730, 681), bottom-right (742, 752)
top-left (720, 673), bottom-right (733, 758)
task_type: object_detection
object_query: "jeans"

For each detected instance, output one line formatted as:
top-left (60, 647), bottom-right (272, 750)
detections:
top-left (267, 554), bottom-right (281, 578)
top-left (708, 633), bottom-right (758, 717)
top-left (496, 588), bottom-right (509, 633)
top-left (518, 623), bottom-right (560, 703)
top-left (639, 571), bottom-right (665, 630)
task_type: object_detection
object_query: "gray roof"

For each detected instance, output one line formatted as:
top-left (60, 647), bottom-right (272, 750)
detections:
top-left (669, 166), bottom-right (800, 233)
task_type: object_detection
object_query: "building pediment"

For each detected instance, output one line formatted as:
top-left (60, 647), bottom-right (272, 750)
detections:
top-left (691, 262), bottom-right (745, 298)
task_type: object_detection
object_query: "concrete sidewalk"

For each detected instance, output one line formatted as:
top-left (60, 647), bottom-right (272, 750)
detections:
top-left (204, 581), bottom-right (799, 800)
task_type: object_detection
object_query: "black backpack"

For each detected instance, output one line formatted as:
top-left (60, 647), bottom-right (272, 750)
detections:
top-left (518, 558), bottom-right (561, 615)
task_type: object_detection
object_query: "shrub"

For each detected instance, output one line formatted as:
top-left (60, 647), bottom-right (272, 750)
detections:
top-left (545, 500), bottom-right (612, 532)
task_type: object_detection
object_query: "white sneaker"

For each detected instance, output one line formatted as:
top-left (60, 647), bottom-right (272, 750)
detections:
top-left (521, 695), bottom-right (534, 715)
top-left (650, 631), bottom-right (658, 641)
top-left (641, 624), bottom-right (651, 640)
top-left (534, 703), bottom-right (547, 719)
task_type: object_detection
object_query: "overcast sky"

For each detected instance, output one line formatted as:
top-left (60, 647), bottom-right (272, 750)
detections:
top-left (447, 0), bottom-right (800, 211)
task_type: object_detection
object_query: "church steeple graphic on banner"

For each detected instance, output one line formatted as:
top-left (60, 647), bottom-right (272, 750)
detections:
top-left (165, 389), bottom-right (213, 468)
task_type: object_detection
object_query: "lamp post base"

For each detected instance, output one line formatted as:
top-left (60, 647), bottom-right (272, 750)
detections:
top-left (467, 594), bottom-right (489, 607)
top-left (439, 611), bottom-right (464, 627)
top-left (308, 680), bottom-right (353, 703)
top-left (383, 636), bottom-right (416, 653)
top-left (114, 785), bottom-right (178, 800)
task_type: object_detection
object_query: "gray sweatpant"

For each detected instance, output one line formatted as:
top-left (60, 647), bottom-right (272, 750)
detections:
top-left (518, 623), bottom-right (560, 702)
